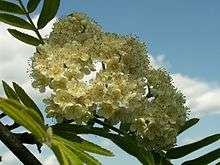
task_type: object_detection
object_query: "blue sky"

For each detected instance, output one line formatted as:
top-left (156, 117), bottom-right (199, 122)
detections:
top-left (0, 0), bottom-right (220, 164)
top-left (61, 0), bottom-right (220, 81)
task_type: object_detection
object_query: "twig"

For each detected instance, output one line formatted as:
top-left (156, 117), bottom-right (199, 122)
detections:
top-left (17, 0), bottom-right (44, 43)
top-left (0, 121), bottom-right (42, 165)
top-left (52, 123), bottom-right (116, 139)
top-left (14, 132), bottom-right (42, 153)
top-left (93, 116), bottom-right (126, 135)
top-left (5, 123), bottom-right (20, 130)
top-left (0, 113), bottom-right (6, 119)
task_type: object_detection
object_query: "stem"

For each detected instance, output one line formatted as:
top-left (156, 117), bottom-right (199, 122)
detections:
top-left (14, 132), bottom-right (42, 153)
top-left (1, 114), bottom-right (20, 130)
top-left (52, 123), bottom-right (154, 165)
top-left (17, 0), bottom-right (44, 43)
top-left (0, 121), bottom-right (42, 165)
top-left (93, 117), bottom-right (126, 135)
top-left (0, 113), bottom-right (6, 119)
top-left (52, 123), bottom-right (117, 140)
top-left (61, 116), bottom-right (127, 136)
top-left (5, 123), bottom-right (20, 130)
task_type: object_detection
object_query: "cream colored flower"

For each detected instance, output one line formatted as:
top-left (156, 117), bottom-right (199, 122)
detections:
top-left (30, 12), bottom-right (188, 151)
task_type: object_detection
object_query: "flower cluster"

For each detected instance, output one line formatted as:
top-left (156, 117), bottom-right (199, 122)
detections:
top-left (31, 12), bottom-right (188, 150)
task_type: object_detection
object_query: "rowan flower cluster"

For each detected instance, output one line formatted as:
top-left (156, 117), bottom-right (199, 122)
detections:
top-left (31, 12), bottom-right (188, 150)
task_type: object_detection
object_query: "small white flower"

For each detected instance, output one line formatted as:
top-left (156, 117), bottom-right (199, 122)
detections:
top-left (30, 12), bottom-right (188, 151)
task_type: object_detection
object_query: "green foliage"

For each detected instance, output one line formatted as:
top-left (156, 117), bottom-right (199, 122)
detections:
top-left (8, 29), bottom-right (43, 46)
top-left (53, 135), bottom-right (102, 165)
top-left (53, 123), bottom-right (157, 165)
top-left (182, 148), bottom-right (220, 165)
top-left (2, 81), bottom-right (43, 124)
top-left (178, 118), bottom-right (200, 135)
top-left (27, 0), bottom-right (41, 13)
top-left (12, 82), bottom-right (44, 122)
top-left (53, 126), bottom-right (114, 156)
top-left (2, 81), bottom-right (19, 101)
top-left (0, 0), bottom-right (25, 14)
top-left (119, 122), bottom-right (131, 133)
top-left (37, 0), bottom-right (60, 29)
top-left (52, 125), bottom-right (114, 165)
top-left (109, 134), bottom-right (155, 165)
top-left (0, 82), bottom-right (114, 165)
top-left (52, 124), bottom-right (114, 165)
top-left (0, 13), bottom-right (34, 29)
top-left (0, 99), bottom-right (47, 142)
top-left (51, 140), bottom-right (83, 165)
top-left (166, 134), bottom-right (220, 159)
top-left (0, 0), bottom-right (44, 46)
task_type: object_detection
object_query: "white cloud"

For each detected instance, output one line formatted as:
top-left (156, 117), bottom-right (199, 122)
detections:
top-left (172, 74), bottom-right (220, 117)
top-left (150, 55), bottom-right (220, 118)
top-left (0, 16), bottom-right (56, 98)
top-left (0, 16), bottom-right (58, 165)
top-left (149, 54), bottom-right (168, 69)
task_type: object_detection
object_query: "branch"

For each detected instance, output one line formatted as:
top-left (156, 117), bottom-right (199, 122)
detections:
top-left (17, 0), bottom-right (44, 43)
top-left (14, 132), bottom-right (42, 153)
top-left (5, 123), bottom-right (20, 130)
top-left (62, 116), bottom-right (127, 135)
top-left (0, 121), bottom-right (42, 165)
top-left (0, 113), bottom-right (6, 119)
top-left (52, 123), bottom-right (118, 139)
top-left (93, 117), bottom-right (126, 135)
top-left (1, 113), bottom-right (20, 130)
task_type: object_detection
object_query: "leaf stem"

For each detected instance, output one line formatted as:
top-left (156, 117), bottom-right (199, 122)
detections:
top-left (17, 0), bottom-right (44, 44)
top-left (5, 123), bottom-right (20, 130)
top-left (0, 121), bottom-right (42, 165)
top-left (93, 117), bottom-right (126, 135)
top-left (0, 113), bottom-right (6, 119)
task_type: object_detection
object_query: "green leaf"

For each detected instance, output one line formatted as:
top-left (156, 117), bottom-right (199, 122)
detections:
top-left (54, 132), bottom-right (113, 156)
top-left (109, 134), bottom-right (150, 164)
top-left (54, 135), bottom-right (101, 165)
top-left (67, 145), bottom-right (101, 165)
top-left (166, 134), bottom-right (220, 159)
top-left (61, 145), bottom-right (83, 165)
top-left (0, 13), bottom-right (34, 30)
top-left (12, 82), bottom-right (44, 122)
top-left (0, 98), bottom-right (44, 129)
top-left (160, 159), bottom-right (173, 165)
top-left (0, 98), bottom-right (46, 141)
top-left (50, 142), bottom-right (66, 165)
top-left (37, 0), bottom-right (60, 29)
top-left (0, 0), bottom-right (25, 14)
top-left (182, 148), bottom-right (220, 165)
top-left (120, 122), bottom-right (131, 133)
top-left (178, 118), bottom-right (200, 135)
top-left (8, 29), bottom-right (42, 46)
top-left (139, 148), bottom-right (155, 165)
top-left (27, 0), bottom-right (41, 13)
top-left (109, 135), bottom-right (138, 156)
top-left (2, 81), bottom-right (19, 101)
top-left (53, 124), bottom-right (114, 156)
top-left (51, 139), bottom-right (83, 165)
